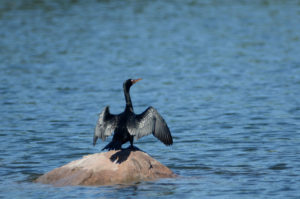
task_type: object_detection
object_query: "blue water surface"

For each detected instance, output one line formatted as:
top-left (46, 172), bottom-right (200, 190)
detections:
top-left (1, 0), bottom-right (300, 198)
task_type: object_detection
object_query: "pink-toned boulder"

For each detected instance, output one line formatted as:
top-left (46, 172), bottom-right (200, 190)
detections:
top-left (36, 149), bottom-right (175, 186)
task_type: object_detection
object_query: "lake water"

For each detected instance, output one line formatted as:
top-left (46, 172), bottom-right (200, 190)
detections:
top-left (1, 0), bottom-right (300, 198)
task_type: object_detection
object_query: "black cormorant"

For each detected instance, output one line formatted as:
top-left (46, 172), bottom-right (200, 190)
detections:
top-left (93, 78), bottom-right (173, 150)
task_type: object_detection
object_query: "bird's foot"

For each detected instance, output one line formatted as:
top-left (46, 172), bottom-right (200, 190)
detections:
top-left (126, 145), bottom-right (140, 151)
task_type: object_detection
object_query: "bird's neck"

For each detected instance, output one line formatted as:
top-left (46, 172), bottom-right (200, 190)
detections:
top-left (124, 86), bottom-right (133, 112)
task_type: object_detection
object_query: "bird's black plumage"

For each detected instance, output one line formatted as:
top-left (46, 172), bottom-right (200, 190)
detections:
top-left (93, 79), bottom-right (173, 150)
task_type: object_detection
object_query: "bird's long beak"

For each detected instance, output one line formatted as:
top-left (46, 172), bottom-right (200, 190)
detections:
top-left (131, 78), bottom-right (142, 84)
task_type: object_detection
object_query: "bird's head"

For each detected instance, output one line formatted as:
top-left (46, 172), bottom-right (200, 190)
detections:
top-left (123, 78), bottom-right (142, 90)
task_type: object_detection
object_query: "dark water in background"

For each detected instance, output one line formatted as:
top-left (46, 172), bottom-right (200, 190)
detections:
top-left (1, 0), bottom-right (300, 198)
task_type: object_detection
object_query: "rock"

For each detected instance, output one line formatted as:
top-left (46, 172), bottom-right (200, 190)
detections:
top-left (35, 149), bottom-right (175, 186)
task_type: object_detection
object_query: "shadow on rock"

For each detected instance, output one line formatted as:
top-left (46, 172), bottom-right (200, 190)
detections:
top-left (110, 147), bottom-right (141, 164)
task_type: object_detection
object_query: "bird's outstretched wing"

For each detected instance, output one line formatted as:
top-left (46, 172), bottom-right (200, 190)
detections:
top-left (93, 106), bottom-right (118, 145)
top-left (127, 106), bottom-right (173, 145)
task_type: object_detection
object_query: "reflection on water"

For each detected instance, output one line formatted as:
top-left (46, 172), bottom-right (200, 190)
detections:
top-left (1, 0), bottom-right (300, 198)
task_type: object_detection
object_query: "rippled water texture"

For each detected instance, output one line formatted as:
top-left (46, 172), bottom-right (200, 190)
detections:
top-left (1, 0), bottom-right (300, 198)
